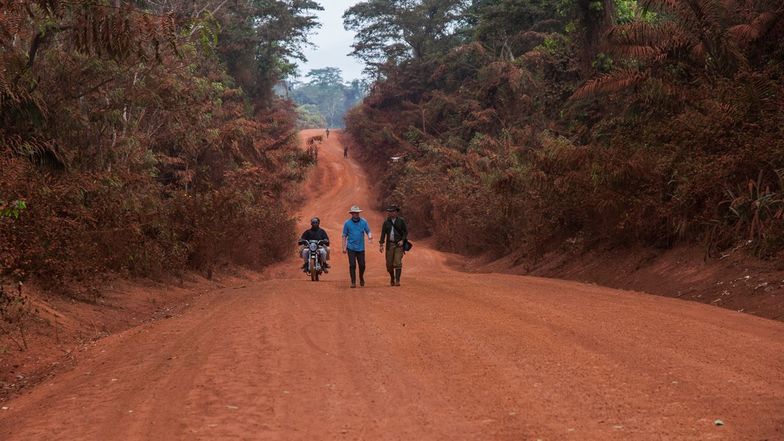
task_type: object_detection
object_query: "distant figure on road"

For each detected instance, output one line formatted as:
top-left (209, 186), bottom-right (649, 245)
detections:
top-left (342, 205), bottom-right (372, 288)
top-left (379, 205), bottom-right (408, 286)
top-left (343, 145), bottom-right (348, 158)
top-left (325, 128), bottom-right (330, 138)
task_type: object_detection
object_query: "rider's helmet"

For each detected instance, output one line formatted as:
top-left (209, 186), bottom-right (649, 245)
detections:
top-left (310, 217), bottom-right (320, 225)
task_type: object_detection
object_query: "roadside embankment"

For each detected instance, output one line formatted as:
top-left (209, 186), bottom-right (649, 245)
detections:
top-left (457, 244), bottom-right (784, 322)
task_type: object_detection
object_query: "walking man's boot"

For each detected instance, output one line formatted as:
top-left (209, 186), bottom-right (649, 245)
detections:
top-left (350, 268), bottom-right (357, 288)
top-left (389, 270), bottom-right (395, 286)
top-left (394, 268), bottom-right (402, 286)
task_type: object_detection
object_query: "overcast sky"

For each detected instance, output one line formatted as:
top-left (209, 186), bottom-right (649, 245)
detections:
top-left (297, 0), bottom-right (365, 83)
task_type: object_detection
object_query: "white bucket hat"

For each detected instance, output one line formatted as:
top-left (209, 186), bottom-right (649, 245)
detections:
top-left (349, 205), bottom-right (362, 213)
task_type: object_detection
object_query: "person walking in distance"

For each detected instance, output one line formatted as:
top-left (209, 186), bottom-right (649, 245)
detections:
top-left (379, 205), bottom-right (408, 286)
top-left (325, 128), bottom-right (330, 138)
top-left (342, 205), bottom-right (372, 288)
top-left (343, 145), bottom-right (348, 158)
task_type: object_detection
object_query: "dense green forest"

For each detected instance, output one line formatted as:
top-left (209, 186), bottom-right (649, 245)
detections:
top-left (344, 0), bottom-right (784, 258)
top-left (0, 0), bottom-right (321, 283)
top-left (290, 67), bottom-right (367, 128)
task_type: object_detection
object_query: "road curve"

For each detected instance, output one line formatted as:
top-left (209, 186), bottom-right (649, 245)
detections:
top-left (1, 129), bottom-right (782, 440)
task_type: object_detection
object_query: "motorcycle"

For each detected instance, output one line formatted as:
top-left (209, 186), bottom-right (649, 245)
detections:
top-left (299, 239), bottom-right (328, 281)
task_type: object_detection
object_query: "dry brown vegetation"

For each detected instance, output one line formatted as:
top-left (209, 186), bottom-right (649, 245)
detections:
top-left (0, 1), bottom-right (321, 287)
top-left (345, 0), bottom-right (784, 260)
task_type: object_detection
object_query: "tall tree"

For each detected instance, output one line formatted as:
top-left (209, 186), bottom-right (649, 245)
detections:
top-left (211, 0), bottom-right (323, 104)
top-left (573, 0), bottom-right (616, 74)
top-left (344, 0), bottom-right (470, 72)
top-left (291, 68), bottom-right (368, 128)
top-left (465, 0), bottom-right (562, 60)
top-left (306, 67), bottom-right (345, 87)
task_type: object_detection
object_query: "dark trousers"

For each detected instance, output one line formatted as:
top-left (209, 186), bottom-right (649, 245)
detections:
top-left (347, 249), bottom-right (366, 283)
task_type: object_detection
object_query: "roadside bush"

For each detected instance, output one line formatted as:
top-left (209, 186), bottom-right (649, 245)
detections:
top-left (0, 2), bottom-right (314, 285)
top-left (346, 0), bottom-right (784, 260)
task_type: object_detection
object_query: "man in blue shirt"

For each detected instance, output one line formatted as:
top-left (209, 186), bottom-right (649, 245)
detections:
top-left (342, 205), bottom-right (372, 288)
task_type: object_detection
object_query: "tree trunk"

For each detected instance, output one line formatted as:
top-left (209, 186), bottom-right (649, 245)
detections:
top-left (576, 0), bottom-right (616, 77)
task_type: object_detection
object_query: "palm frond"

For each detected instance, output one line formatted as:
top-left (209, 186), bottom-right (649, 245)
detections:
top-left (606, 21), bottom-right (695, 58)
top-left (570, 69), bottom-right (647, 100)
top-left (731, 11), bottom-right (784, 44)
top-left (691, 41), bottom-right (706, 60)
top-left (729, 23), bottom-right (759, 42)
top-left (695, 0), bottom-right (725, 30)
top-left (611, 45), bottom-right (662, 60)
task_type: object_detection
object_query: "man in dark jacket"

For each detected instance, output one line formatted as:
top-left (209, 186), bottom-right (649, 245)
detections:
top-left (378, 205), bottom-right (407, 286)
top-left (300, 217), bottom-right (329, 272)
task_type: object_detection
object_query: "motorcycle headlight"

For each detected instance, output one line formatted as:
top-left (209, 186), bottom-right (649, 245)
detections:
top-left (309, 242), bottom-right (318, 251)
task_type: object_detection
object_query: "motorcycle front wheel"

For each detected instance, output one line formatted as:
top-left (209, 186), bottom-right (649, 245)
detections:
top-left (310, 257), bottom-right (318, 281)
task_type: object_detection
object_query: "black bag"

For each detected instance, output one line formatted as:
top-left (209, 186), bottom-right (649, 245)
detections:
top-left (391, 220), bottom-right (412, 252)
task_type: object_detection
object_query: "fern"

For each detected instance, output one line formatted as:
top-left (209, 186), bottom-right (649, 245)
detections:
top-left (571, 68), bottom-right (647, 99)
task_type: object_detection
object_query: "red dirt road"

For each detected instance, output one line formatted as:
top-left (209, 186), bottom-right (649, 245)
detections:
top-left (1, 130), bottom-right (783, 440)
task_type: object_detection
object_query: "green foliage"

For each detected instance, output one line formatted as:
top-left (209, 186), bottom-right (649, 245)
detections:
top-left (296, 104), bottom-right (327, 129)
top-left (614, 0), bottom-right (654, 23)
top-left (592, 52), bottom-right (613, 73)
top-left (197, 0), bottom-right (323, 103)
top-left (537, 36), bottom-right (563, 54)
top-left (344, 0), bottom-right (470, 72)
top-left (306, 67), bottom-right (345, 86)
top-left (290, 68), bottom-right (368, 128)
top-left (190, 12), bottom-right (222, 55)
top-left (0, 200), bottom-right (27, 220)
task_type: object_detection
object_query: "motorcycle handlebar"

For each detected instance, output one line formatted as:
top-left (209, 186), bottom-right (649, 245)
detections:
top-left (298, 239), bottom-right (329, 246)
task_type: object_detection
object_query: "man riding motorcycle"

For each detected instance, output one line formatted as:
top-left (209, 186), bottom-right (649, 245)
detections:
top-left (300, 217), bottom-right (330, 272)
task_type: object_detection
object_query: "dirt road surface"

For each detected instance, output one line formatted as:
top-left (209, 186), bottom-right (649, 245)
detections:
top-left (2, 130), bottom-right (783, 440)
